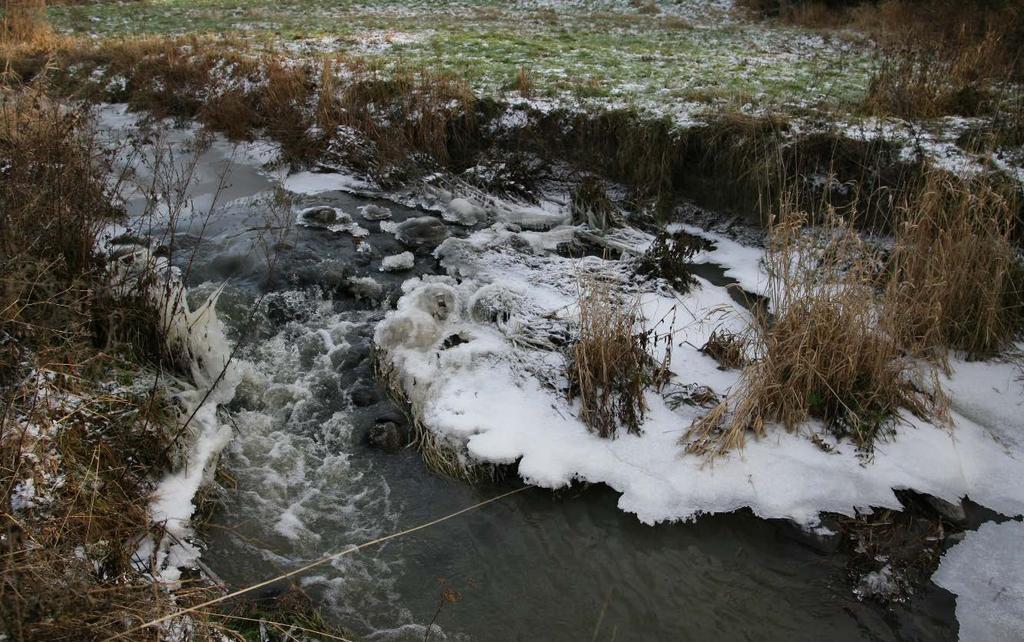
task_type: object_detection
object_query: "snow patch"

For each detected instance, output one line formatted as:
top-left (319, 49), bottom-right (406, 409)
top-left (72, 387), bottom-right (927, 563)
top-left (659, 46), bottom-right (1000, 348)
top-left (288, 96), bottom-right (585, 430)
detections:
top-left (283, 171), bottom-right (372, 195)
top-left (380, 251), bottom-right (415, 272)
top-left (375, 220), bottom-right (1024, 527)
top-left (934, 520), bottom-right (1024, 641)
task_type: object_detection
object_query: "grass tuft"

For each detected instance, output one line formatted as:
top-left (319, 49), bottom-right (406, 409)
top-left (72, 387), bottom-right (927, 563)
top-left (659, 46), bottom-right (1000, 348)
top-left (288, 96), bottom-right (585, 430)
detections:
top-left (885, 172), bottom-right (1023, 358)
top-left (685, 205), bottom-right (946, 458)
top-left (566, 277), bottom-right (670, 439)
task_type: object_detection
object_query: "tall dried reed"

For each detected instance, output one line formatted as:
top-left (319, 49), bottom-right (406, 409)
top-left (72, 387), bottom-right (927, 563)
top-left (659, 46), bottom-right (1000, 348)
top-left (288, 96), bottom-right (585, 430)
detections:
top-left (685, 204), bottom-right (946, 457)
top-left (1, 0), bottom-right (47, 44)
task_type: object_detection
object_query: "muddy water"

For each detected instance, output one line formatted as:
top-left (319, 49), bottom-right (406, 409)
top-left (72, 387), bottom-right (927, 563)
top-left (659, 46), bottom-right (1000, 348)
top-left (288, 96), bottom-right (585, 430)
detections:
top-left (104, 111), bottom-right (957, 641)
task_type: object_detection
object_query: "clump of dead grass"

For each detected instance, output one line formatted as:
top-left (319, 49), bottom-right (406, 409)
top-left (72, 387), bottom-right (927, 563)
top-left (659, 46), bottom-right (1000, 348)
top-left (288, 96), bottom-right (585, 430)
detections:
top-left (701, 328), bottom-right (748, 369)
top-left (566, 277), bottom-right (671, 438)
top-left (685, 206), bottom-right (945, 458)
top-left (885, 172), bottom-right (1022, 358)
top-left (511, 65), bottom-right (534, 95)
top-left (1, 0), bottom-right (49, 44)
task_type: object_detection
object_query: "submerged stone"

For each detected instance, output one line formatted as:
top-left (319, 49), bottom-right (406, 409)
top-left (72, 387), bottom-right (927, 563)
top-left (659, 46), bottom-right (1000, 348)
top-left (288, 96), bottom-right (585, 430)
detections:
top-left (369, 420), bottom-right (404, 452)
top-left (360, 204), bottom-right (393, 220)
top-left (299, 206), bottom-right (339, 225)
top-left (392, 216), bottom-right (449, 248)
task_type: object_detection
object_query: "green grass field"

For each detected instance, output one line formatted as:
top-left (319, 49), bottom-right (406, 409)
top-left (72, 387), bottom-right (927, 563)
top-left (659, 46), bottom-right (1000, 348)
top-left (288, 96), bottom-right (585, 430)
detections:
top-left (47, 0), bottom-right (878, 117)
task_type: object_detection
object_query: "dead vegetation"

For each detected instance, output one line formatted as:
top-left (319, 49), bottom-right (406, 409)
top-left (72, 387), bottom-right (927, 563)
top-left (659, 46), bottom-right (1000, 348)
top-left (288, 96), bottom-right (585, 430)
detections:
top-left (0, 33), bottom-right (477, 180)
top-left (0, 26), bottom-right (1011, 234)
top-left (700, 329), bottom-right (748, 370)
top-left (838, 494), bottom-right (962, 605)
top-left (635, 230), bottom-right (707, 293)
top-left (863, 35), bottom-right (1002, 119)
top-left (1, 0), bottom-right (48, 44)
top-left (686, 164), bottom-right (1022, 458)
top-left (685, 208), bottom-right (944, 457)
top-left (739, 0), bottom-right (1024, 118)
top-left (884, 172), bottom-right (1023, 358)
top-left (0, 87), bottom-right (348, 641)
top-left (565, 278), bottom-right (671, 439)
top-left (0, 87), bottom-right (225, 640)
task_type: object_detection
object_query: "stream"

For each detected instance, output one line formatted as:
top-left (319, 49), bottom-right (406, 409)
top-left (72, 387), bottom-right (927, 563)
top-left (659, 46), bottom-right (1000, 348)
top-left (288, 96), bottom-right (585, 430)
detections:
top-left (99, 106), bottom-right (958, 641)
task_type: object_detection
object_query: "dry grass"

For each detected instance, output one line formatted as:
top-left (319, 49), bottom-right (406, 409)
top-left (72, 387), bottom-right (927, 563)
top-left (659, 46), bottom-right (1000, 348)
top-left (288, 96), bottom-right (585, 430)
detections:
top-left (863, 36), bottom-right (1000, 119)
top-left (566, 278), bottom-right (670, 439)
top-left (685, 206), bottom-right (946, 457)
top-left (0, 31), bottom-right (479, 177)
top-left (885, 172), bottom-right (1023, 358)
top-left (684, 161), bottom-right (1021, 458)
top-left (1, 89), bottom-right (120, 357)
top-left (700, 328), bottom-right (748, 369)
top-left (0, 370), bottom-right (229, 641)
top-left (333, 66), bottom-right (476, 173)
top-left (850, 1), bottom-right (1024, 80)
top-left (0, 87), bottom-right (230, 640)
top-left (511, 65), bottom-right (533, 95)
top-left (739, 0), bottom-right (1024, 117)
top-left (1, 0), bottom-right (48, 44)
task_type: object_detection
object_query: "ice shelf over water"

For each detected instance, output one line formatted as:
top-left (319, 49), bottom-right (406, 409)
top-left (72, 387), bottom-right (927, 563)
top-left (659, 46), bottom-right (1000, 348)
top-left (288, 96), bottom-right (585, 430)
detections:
top-left (376, 214), bottom-right (1024, 528)
top-left (934, 520), bottom-right (1024, 641)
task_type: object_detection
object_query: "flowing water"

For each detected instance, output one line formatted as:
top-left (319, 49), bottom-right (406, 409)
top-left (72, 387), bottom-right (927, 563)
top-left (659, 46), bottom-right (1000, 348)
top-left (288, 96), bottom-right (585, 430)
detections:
top-left (101, 108), bottom-right (958, 641)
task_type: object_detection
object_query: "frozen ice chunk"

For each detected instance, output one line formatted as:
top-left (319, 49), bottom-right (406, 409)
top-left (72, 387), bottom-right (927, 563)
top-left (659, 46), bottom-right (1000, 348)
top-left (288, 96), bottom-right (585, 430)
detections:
top-left (442, 198), bottom-right (486, 226)
top-left (392, 216), bottom-right (449, 248)
top-left (933, 520), bottom-right (1024, 641)
top-left (359, 204), bottom-right (392, 220)
top-left (380, 251), bottom-right (415, 273)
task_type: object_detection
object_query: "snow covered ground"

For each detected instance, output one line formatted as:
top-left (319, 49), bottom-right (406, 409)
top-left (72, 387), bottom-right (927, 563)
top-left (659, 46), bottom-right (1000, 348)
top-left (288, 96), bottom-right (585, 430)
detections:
top-left (369, 189), bottom-right (1024, 638)
top-left (374, 199), bottom-right (1024, 527)
top-left (90, 103), bottom-right (1023, 635)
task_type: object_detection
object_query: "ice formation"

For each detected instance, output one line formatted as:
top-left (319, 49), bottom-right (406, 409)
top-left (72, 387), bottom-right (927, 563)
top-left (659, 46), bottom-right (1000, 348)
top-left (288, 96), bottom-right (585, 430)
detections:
top-left (934, 520), bottom-right (1024, 641)
top-left (375, 217), bottom-right (1024, 527)
top-left (110, 245), bottom-right (241, 583)
top-left (380, 251), bottom-right (415, 272)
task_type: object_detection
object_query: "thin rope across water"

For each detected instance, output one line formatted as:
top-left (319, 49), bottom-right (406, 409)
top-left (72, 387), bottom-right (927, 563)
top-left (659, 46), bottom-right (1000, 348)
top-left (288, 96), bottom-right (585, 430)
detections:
top-left (105, 485), bottom-right (530, 640)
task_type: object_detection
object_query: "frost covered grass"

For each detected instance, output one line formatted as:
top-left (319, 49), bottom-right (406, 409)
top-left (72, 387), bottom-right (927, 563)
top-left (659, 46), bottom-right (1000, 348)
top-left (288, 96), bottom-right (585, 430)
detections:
top-left (743, 0), bottom-right (1024, 120)
top-left (40, 0), bottom-right (876, 112)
